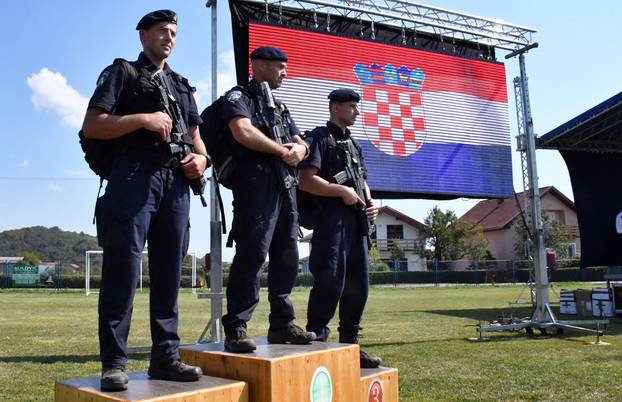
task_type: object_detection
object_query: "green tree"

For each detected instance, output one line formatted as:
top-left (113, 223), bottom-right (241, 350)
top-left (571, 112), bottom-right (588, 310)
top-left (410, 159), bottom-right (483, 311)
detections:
top-left (389, 240), bottom-right (406, 261)
top-left (513, 213), bottom-right (573, 259)
top-left (0, 226), bottom-right (99, 263)
top-left (388, 240), bottom-right (406, 270)
top-left (368, 246), bottom-right (380, 271)
top-left (375, 263), bottom-right (390, 272)
top-left (18, 251), bottom-right (40, 265)
top-left (415, 207), bottom-right (488, 261)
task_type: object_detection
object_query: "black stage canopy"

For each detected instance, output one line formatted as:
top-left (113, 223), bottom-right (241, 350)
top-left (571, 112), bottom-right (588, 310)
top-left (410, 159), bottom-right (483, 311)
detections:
top-left (538, 91), bottom-right (622, 153)
top-left (538, 91), bottom-right (622, 267)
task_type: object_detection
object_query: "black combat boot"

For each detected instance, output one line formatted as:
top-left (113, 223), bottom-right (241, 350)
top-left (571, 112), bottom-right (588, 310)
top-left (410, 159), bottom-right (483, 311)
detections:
top-left (224, 326), bottom-right (257, 353)
top-left (339, 331), bottom-right (382, 368)
top-left (147, 360), bottom-right (203, 381)
top-left (359, 349), bottom-right (382, 368)
top-left (268, 323), bottom-right (316, 344)
top-left (309, 327), bottom-right (330, 342)
top-left (100, 367), bottom-right (129, 391)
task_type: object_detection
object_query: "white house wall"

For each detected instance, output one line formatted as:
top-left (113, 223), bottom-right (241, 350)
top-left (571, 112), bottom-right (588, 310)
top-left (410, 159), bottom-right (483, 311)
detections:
top-left (374, 212), bottom-right (426, 271)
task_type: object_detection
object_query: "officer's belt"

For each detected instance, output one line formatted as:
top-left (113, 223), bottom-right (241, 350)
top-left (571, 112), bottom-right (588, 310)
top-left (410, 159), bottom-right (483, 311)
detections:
top-left (117, 145), bottom-right (179, 168)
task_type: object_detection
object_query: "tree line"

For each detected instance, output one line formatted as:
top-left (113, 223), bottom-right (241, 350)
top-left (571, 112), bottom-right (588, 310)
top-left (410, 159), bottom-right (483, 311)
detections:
top-left (0, 226), bottom-right (100, 265)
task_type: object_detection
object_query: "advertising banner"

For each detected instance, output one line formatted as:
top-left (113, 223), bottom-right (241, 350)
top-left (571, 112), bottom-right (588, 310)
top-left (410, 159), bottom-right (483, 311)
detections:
top-left (12, 264), bottom-right (39, 288)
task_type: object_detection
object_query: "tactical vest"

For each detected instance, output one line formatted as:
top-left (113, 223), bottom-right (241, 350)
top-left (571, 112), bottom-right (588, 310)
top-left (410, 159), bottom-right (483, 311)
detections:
top-left (115, 62), bottom-right (196, 151)
top-left (318, 130), bottom-right (367, 187)
top-left (242, 81), bottom-right (296, 161)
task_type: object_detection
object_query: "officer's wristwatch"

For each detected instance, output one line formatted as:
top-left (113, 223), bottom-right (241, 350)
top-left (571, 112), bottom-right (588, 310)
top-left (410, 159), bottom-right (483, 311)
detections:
top-left (199, 153), bottom-right (210, 167)
top-left (301, 142), bottom-right (310, 159)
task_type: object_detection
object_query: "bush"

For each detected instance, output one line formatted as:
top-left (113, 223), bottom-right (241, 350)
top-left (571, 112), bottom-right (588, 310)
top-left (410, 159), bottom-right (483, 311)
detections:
top-left (375, 263), bottom-right (391, 272)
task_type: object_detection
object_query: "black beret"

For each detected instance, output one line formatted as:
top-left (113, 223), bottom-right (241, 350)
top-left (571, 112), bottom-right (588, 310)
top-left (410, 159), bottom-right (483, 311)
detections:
top-left (136, 10), bottom-right (177, 30)
top-left (328, 88), bottom-right (361, 102)
top-left (250, 46), bottom-right (288, 61)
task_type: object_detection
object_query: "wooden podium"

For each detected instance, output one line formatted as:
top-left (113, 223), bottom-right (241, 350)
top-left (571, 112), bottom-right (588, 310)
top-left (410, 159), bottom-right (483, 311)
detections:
top-left (55, 372), bottom-right (247, 402)
top-left (180, 339), bottom-right (398, 402)
top-left (360, 367), bottom-right (399, 402)
top-left (55, 341), bottom-right (398, 402)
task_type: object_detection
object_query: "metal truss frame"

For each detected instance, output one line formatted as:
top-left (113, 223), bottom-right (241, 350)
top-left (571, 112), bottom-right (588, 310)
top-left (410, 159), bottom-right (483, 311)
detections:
top-left (475, 47), bottom-right (608, 340)
top-left (242, 0), bottom-right (535, 50)
top-left (538, 107), bottom-right (622, 153)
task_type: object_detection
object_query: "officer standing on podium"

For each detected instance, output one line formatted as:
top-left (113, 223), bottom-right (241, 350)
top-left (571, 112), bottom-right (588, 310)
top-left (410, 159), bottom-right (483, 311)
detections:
top-left (220, 46), bottom-right (316, 353)
top-left (82, 10), bottom-right (206, 391)
top-left (299, 88), bottom-right (382, 368)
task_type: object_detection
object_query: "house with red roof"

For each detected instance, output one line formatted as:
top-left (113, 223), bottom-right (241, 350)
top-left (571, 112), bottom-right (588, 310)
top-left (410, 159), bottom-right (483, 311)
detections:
top-left (459, 186), bottom-right (580, 260)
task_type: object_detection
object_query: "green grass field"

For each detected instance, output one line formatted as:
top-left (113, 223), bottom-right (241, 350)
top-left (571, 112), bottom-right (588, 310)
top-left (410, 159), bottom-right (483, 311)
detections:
top-left (0, 284), bottom-right (620, 401)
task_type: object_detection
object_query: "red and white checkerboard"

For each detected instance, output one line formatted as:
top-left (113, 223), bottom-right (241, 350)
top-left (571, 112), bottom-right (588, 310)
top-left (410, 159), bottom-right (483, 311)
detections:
top-left (360, 85), bottom-right (425, 157)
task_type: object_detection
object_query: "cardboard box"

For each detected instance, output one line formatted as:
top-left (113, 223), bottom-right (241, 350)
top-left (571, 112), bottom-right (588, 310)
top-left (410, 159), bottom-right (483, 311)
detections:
top-left (559, 289), bottom-right (576, 315)
top-left (591, 288), bottom-right (612, 300)
top-left (559, 299), bottom-right (577, 315)
top-left (592, 300), bottom-right (614, 317)
top-left (612, 285), bottom-right (622, 314)
top-left (591, 288), bottom-right (614, 317)
top-left (574, 289), bottom-right (593, 317)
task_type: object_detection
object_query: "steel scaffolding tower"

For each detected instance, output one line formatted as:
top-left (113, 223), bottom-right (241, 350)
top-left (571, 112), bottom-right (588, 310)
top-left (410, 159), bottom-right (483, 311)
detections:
top-left (475, 46), bottom-right (606, 337)
top-left (198, 0), bottom-right (225, 344)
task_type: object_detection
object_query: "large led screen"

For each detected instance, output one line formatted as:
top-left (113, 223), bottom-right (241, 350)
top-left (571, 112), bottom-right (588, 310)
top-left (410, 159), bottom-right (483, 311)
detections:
top-left (248, 23), bottom-right (513, 199)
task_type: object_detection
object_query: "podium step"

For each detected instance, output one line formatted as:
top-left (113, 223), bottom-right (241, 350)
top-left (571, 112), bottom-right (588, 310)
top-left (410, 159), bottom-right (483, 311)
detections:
top-left (181, 339), bottom-right (360, 402)
top-left (55, 372), bottom-right (248, 402)
top-left (360, 367), bottom-right (399, 402)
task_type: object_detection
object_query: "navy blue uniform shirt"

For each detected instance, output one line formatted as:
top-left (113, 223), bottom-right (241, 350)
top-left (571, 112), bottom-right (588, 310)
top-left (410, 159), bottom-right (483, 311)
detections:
top-left (89, 52), bottom-right (201, 128)
top-left (300, 121), bottom-right (367, 179)
top-left (222, 80), bottom-right (300, 142)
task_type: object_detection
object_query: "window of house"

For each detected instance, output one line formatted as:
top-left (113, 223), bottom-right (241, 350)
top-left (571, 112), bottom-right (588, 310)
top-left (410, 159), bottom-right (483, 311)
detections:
top-left (544, 209), bottom-right (565, 224)
top-left (387, 224), bottom-right (404, 239)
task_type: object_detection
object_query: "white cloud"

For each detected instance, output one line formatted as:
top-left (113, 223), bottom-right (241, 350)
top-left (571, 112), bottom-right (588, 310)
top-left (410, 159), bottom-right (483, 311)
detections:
top-left (195, 50), bottom-right (238, 109)
top-left (21, 160), bottom-right (30, 168)
top-left (48, 182), bottom-right (64, 193)
top-left (27, 68), bottom-right (88, 129)
top-left (219, 49), bottom-right (235, 67)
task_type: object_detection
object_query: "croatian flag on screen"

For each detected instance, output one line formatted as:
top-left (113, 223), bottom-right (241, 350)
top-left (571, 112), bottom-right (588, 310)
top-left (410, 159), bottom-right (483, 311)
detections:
top-left (249, 23), bottom-right (514, 199)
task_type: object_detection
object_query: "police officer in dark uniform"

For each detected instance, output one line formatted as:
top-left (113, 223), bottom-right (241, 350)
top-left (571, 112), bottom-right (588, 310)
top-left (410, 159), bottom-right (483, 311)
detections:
top-left (299, 89), bottom-right (382, 368)
top-left (220, 46), bottom-right (316, 353)
top-left (82, 10), bottom-right (205, 391)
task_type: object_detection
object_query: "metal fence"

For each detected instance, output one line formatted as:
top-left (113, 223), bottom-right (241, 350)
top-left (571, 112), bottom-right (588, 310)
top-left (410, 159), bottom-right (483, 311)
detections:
top-left (2, 258), bottom-right (614, 290)
top-left (363, 258), bottom-right (614, 286)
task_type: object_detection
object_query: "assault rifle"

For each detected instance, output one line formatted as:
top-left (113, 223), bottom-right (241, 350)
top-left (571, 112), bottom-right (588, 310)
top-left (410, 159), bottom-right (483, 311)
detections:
top-left (333, 139), bottom-right (374, 249)
top-left (152, 72), bottom-right (208, 207)
top-left (257, 81), bottom-right (299, 192)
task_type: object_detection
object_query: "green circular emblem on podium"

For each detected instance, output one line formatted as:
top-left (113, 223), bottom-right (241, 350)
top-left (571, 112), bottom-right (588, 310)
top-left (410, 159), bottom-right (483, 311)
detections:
top-left (310, 366), bottom-right (333, 402)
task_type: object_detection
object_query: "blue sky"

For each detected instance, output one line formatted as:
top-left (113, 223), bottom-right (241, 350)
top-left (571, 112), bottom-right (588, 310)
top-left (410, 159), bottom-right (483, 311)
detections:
top-left (1, 1), bottom-right (620, 262)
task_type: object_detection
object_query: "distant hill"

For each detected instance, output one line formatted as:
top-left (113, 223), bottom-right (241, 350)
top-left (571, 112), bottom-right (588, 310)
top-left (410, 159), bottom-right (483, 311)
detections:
top-left (0, 226), bottom-right (100, 264)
